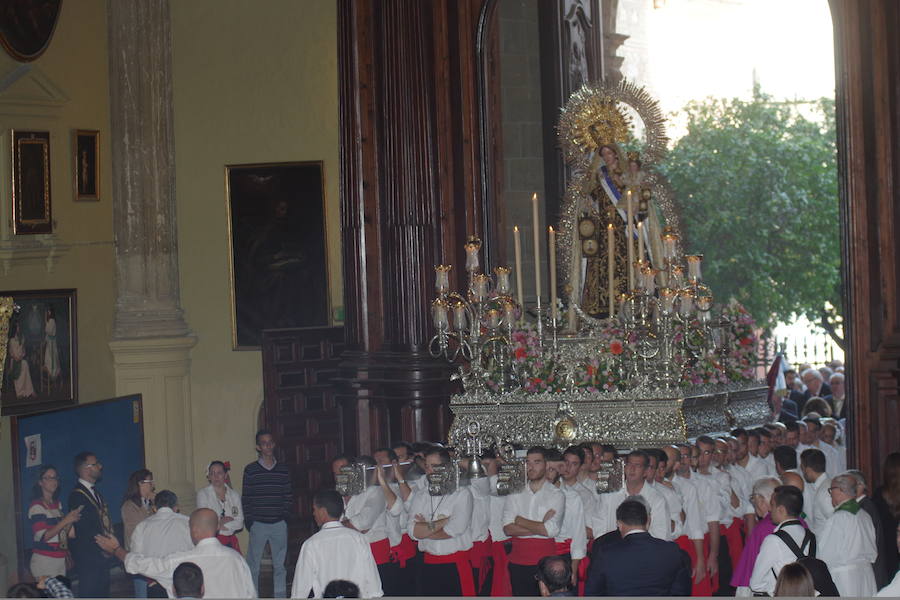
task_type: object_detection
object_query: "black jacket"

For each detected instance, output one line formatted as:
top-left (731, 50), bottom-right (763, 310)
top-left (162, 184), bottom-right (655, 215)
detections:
top-left (67, 483), bottom-right (111, 565)
top-left (584, 531), bottom-right (691, 596)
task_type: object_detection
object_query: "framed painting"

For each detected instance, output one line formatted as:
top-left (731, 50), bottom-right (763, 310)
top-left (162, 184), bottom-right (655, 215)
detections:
top-left (1, 289), bottom-right (77, 416)
top-left (74, 129), bottom-right (99, 200)
top-left (226, 162), bottom-right (330, 349)
top-left (0, 0), bottom-right (63, 62)
top-left (11, 130), bottom-right (52, 235)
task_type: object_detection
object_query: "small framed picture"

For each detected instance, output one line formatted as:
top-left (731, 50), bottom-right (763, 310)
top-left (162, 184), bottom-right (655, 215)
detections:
top-left (1, 289), bottom-right (77, 416)
top-left (11, 130), bottom-right (52, 235)
top-left (74, 129), bottom-right (99, 201)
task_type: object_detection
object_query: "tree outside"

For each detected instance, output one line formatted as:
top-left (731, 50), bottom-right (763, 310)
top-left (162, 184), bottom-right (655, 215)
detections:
top-left (660, 89), bottom-right (841, 340)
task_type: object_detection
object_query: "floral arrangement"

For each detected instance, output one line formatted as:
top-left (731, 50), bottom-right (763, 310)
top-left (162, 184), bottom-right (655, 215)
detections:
top-left (483, 301), bottom-right (759, 394)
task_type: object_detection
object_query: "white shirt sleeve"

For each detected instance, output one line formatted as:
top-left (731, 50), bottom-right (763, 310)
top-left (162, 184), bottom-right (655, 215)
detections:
top-left (290, 540), bottom-right (315, 599)
top-left (542, 490), bottom-right (566, 539)
top-left (647, 489), bottom-right (671, 540)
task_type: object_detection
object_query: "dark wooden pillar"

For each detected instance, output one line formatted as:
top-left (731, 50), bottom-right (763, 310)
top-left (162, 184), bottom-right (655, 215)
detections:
top-left (831, 0), bottom-right (900, 484)
top-left (337, 0), bottom-right (485, 449)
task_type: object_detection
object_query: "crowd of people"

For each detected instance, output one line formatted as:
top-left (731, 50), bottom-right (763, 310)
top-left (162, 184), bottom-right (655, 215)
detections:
top-left (10, 364), bottom-right (900, 598)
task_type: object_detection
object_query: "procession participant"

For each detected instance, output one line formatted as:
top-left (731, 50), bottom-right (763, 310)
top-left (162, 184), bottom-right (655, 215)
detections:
top-left (846, 468), bottom-right (891, 588)
top-left (373, 448), bottom-right (415, 596)
top-left (749, 486), bottom-right (813, 596)
top-left (773, 444), bottom-right (811, 515)
top-left (712, 437), bottom-right (740, 592)
top-left (483, 450), bottom-right (512, 596)
top-left (784, 422), bottom-right (801, 450)
top-left (796, 420), bottom-right (816, 457)
top-left (407, 447), bottom-right (475, 596)
top-left (291, 490), bottom-right (383, 599)
top-left (730, 477), bottom-right (784, 595)
top-left (545, 451), bottom-right (587, 590)
top-left (693, 436), bottom-right (725, 592)
top-left (819, 419), bottom-right (847, 475)
top-left (341, 455), bottom-right (390, 592)
top-left (578, 444), bottom-right (595, 482)
top-left (645, 450), bottom-right (679, 540)
top-left (459, 452), bottom-right (493, 595)
top-left (726, 436), bottom-right (757, 558)
top-left (818, 472), bottom-right (878, 596)
top-left (757, 428), bottom-right (778, 477)
top-left (739, 428), bottom-right (771, 483)
top-left (196, 461), bottom-right (244, 552)
top-left (765, 422), bottom-right (787, 448)
top-left (594, 450), bottom-right (671, 542)
top-left (502, 446), bottom-right (566, 596)
top-left (560, 446), bottom-right (596, 541)
top-left (799, 448), bottom-right (832, 534)
top-left (671, 444), bottom-right (711, 595)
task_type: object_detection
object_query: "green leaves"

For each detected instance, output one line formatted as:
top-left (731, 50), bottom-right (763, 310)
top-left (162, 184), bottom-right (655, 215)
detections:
top-left (661, 93), bottom-right (840, 329)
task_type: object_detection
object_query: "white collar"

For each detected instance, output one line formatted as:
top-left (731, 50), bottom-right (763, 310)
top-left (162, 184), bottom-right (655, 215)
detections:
top-left (195, 537), bottom-right (220, 547)
top-left (321, 520), bottom-right (343, 530)
top-left (624, 528), bottom-right (648, 537)
top-left (156, 507), bottom-right (175, 515)
top-left (78, 478), bottom-right (95, 490)
top-left (258, 458), bottom-right (277, 469)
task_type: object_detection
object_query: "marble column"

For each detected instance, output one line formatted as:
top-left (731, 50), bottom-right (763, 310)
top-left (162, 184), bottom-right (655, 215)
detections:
top-left (106, 0), bottom-right (196, 508)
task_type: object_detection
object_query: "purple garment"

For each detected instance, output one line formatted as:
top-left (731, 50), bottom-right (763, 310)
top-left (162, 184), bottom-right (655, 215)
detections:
top-left (730, 513), bottom-right (809, 587)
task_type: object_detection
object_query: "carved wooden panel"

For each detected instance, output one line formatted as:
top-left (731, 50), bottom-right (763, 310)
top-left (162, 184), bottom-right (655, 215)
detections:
top-left (261, 326), bottom-right (345, 562)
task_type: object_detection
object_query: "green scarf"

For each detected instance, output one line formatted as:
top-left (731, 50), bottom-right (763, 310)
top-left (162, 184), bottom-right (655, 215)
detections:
top-left (835, 497), bottom-right (860, 514)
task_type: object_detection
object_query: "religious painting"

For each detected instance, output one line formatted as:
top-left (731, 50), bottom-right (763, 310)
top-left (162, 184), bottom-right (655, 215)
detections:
top-left (0, 289), bottom-right (77, 416)
top-left (226, 162), bottom-right (330, 349)
top-left (0, 0), bottom-right (63, 62)
top-left (73, 129), bottom-right (99, 200)
top-left (11, 130), bottom-right (52, 235)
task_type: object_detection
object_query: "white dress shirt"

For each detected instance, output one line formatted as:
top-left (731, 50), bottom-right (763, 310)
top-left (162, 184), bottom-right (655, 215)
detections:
top-left (807, 472), bottom-right (834, 534)
top-left (196, 484), bottom-right (244, 536)
top-left (749, 520), bottom-right (808, 595)
top-left (745, 454), bottom-right (773, 483)
top-left (876, 570), bottom-right (900, 597)
top-left (763, 453), bottom-right (777, 477)
top-left (555, 486), bottom-right (587, 559)
top-left (124, 537), bottom-right (255, 599)
top-left (383, 482), bottom-right (406, 547)
top-left (487, 474), bottom-right (508, 542)
top-left (818, 506), bottom-right (878, 597)
top-left (407, 486), bottom-right (474, 555)
top-left (468, 477), bottom-right (492, 542)
top-left (651, 480), bottom-right (683, 539)
top-left (594, 480), bottom-right (671, 541)
top-left (130, 507), bottom-right (193, 558)
top-left (290, 520), bottom-right (383, 599)
top-left (344, 485), bottom-right (388, 544)
top-left (692, 471), bottom-right (724, 526)
top-left (728, 463), bottom-right (755, 519)
top-left (713, 468), bottom-right (737, 521)
top-left (561, 479), bottom-right (597, 536)
top-left (502, 479), bottom-right (566, 539)
top-left (671, 475), bottom-right (705, 540)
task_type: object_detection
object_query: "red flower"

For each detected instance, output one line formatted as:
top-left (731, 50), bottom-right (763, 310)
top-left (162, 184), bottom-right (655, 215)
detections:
top-left (223, 461), bottom-right (231, 470)
top-left (514, 347), bottom-right (527, 360)
top-left (739, 337), bottom-right (754, 346)
top-left (587, 365), bottom-right (596, 377)
top-left (610, 340), bottom-right (624, 355)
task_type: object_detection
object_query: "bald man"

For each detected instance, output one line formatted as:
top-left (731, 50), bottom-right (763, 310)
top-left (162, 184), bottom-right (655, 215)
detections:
top-left (96, 508), bottom-right (255, 598)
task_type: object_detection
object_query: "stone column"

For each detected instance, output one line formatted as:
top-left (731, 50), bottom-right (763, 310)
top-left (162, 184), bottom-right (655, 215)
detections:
top-left (106, 0), bottom-right (196, 508)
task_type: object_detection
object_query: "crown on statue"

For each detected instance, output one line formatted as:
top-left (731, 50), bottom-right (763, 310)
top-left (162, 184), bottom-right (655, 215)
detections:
top-left (626, 150), bottom-right (640, 162)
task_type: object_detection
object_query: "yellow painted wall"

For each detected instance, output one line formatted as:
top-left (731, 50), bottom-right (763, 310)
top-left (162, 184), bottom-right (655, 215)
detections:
top-left (0, 0), bottom-right (115, 582)
top-left (0, 0), bottom-right (340, 579)
top-left (169, 0), bottom-right (340, 544)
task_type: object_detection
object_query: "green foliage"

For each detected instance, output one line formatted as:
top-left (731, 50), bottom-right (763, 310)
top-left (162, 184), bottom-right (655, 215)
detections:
top-left (660, 91), bottom-right (840, 329)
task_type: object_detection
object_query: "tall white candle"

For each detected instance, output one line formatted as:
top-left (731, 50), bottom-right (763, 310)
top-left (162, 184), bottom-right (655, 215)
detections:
top-left (548, 226), bottom-right (557, 321)
top-left (626, 190), bottom-right (634, 291)
top-left (532, 193), bottom-right (542, 303)
top-left (513, 226), bottom-right (524, 310)
top-left (567, 221), bottom-right (581, 332)
top-left (607, 223), bottom-right (615, 316)
top-left (637, 220), bottom-right (644, 267)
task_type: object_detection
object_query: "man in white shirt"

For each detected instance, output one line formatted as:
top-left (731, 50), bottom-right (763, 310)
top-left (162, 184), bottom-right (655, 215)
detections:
top-left (757, 428), bottom-right (779, 477)
top-left (799, 448), bottom-right (833, 534)
top-left (693, 436), bottom-right (727, 593)
top-left (130, 490), bottom-right (193, 596)
top-left (670, 444), bottom-right (710, 595)
top-left (560, 446), bottom-right (596, 541)
top-left (502, 446), bottom-right (566, 596)
top-left (407, 447), bottom-right (474, 596)
top-left (95, 508), bottom-right (256, 599)
top-left (818, 473), bottom-right (878, 596)
top-left (646, 450), bottom-right (680, 540)
top-left (594, 450), bottom-right (670, 543)
top-left (749, 485), bottom-right (813, 595)
top-left (725, 435), bottom-right (757, 571)
top-left (341, 455), bottom-right (393, 591)
top-left (372, 447), bottom-right (415, 596)
top-left (290, 489), bottom-right (383, 599)
top-left (546, 450), bottom-right (587, 588)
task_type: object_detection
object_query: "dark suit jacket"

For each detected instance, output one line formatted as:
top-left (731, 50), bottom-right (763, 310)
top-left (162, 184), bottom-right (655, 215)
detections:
top-left (777, 397), bottom-right (799, 423)
top-left (792, 383), bottom-right (832, 414)
top-left (584, 531), bottom-right (691, 596)
top-left (67, 483), bottom-right (111, 567)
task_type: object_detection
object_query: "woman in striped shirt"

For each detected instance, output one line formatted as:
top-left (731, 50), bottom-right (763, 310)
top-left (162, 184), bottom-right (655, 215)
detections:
top-left (28, 465), bottom-right (82, 578)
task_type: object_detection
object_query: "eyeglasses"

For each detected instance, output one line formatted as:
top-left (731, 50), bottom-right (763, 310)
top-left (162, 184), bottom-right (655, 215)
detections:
top-left (140, 480), bottom-right (154, 485)
top-left (41, 475), bottom-right (59, 481)
top-left (827, 486), bottom-right (840, 493)
top-left (85, 462), bottom-right (102, 468)
top-left (700, 450), bottom-right (713, 455)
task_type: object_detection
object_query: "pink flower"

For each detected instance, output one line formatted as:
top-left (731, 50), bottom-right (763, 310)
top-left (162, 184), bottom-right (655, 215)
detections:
top-left (610, 341), bottom-right (624, 355)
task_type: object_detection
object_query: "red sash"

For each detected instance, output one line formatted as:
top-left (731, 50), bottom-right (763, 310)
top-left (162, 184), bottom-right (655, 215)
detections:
top-left (722, 517), bottom-right (744, 571)
top-left (490, 540), bottom-right (512, 597)
top-left (424, 551), bottom-right (476, 596)
top-left (676, 535), bottom-right (712, 596)
top-left (470, 536), bottom-right (492, 592)
top-left (390, 534), bottom-right (417, 568)
top-left (577, 538), bottom-right (592, 596)
top-left (370, 537), bottom-right (391, 565)
top-left (216, 534), bottom-right (240, 553)
top-left (507, 537), bottom-right (556, 566)
top-left (554, 540), bottom-right (572, 555)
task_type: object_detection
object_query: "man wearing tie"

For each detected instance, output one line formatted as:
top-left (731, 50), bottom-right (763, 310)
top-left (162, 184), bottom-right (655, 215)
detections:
top-left (69, 451), bottom-right (114, 598)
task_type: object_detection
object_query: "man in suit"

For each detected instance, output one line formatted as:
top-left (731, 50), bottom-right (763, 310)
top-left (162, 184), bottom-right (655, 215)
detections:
top-left (790, 368), bottom-right (832, 415)
top-left (584, 498), bottom-right (692, 596)
top-left (68, 451), bottom-right (114, 598)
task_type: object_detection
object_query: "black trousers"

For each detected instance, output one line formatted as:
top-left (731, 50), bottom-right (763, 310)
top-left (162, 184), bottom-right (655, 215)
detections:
top-left (378, 562), bottom-right (403, 596)
top-left (713, 533), bottom-right (735, 596)
top-left (75, 558), bottom-right (110, 598)
top-left (508, 562), bottom-right (540, 597)
top-left (418, 561), bottom-right (462, 597)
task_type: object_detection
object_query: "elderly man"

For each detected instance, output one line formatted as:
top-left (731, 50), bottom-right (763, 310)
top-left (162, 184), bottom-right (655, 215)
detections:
top-left (796, 368), bottom-right (832, 413)
top-left (800, 449), bottom-right (833, 534)
top-left (503, 446), bottom-right (566, 596)
top-left (829, 372), bottom-right (847, 420)
top-left (536, 555), bottom-right (573, 597)
top-left (847, 469), bottom-right (890, 588)
top-left (818, 472), bottom-right (878, 596)
top-left (95, 508), bottom-right (255, 599)
top-left (730, 477), bottom-right (788, 595)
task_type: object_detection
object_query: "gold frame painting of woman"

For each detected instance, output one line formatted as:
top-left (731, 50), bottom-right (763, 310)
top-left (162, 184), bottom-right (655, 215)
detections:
top-left (11, 130), bottom-right (52, 235)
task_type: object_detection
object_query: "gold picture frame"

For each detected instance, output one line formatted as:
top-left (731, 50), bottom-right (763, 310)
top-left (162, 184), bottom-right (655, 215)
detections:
top-left (11, 130), bottom-right (51, 235)
top-left (73, 129), bottom-right (100, 201)
top-left (224, 161), bottom-right (331, 350)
